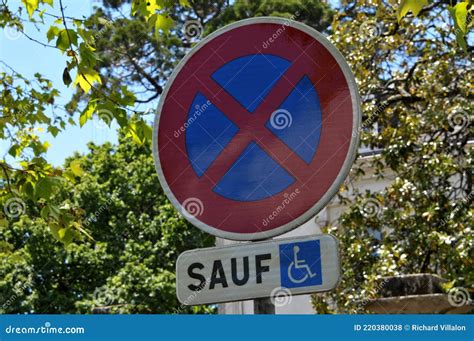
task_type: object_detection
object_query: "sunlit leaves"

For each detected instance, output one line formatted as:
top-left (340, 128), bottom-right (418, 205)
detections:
top-left (70, 159), bottom-right (84, 177)
top-left (126, 119), bottom-right (152, 145)
top-left (152, 13), bottom-right (174, 36)
top-left (46, 25), bottom-right (60, 42)
top-left (397, 0), bottom-right (428, 22)
top-left (34, 176), bottom-right (62, 200)
top-left (56, 29), bottom-right (78, 51)
top-left (0, 0), bottom-right (181, 249)
top-left (449, 2), bottom-right (469, 33)
top-left (74, 68), bottom-right (101, 93)
top-left (21, 0), bottom-right (53, 18)
top-left (395, 0), bottom-right (472, 51)
top-left (21, 0), bottom-right (39, 18)
top-left (448, 1), bottom-right (471, 52)
top-left (79, 102), bottom-right (96, 127)
top-left (132, 0), bottom-right (176, 34)
top-left (312, 0), bottom-right (473, 314)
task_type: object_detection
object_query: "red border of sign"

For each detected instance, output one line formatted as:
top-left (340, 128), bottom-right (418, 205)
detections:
top-left (153, 18), bottom-right (361, 240)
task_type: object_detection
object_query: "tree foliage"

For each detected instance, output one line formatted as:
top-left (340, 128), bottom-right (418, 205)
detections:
top-left (312, 0), bottom-right (473, 313)
top-left (1, 134), bottom-right (214, 313)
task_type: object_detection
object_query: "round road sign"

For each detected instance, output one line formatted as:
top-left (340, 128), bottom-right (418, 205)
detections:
top-left (153, 17), bottom-right (360, 240)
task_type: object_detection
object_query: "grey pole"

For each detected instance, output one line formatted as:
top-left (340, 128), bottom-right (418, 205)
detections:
top-left (252, 239), bottom-right (275, 314)
top-left (253, 297), bottom-right (275, 314)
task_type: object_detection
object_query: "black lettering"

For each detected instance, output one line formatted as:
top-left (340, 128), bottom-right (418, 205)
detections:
top-left (255, 253), bottom-right (271, 284)
top-left (187, 262), bottom-right (205, 291)
top-left (231, 256), bottom-right (249, 286)
top-left (209, 260), bottom-right (228, 289)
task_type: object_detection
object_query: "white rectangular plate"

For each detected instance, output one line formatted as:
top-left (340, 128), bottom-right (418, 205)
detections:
top-left (176, 234), bottom-right (340, 305)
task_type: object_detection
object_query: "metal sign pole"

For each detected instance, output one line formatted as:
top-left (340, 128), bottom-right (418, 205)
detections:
top-left (253, 297), bottom-right (275, 314)
top-left (252, 239), bottom-right (275, 314)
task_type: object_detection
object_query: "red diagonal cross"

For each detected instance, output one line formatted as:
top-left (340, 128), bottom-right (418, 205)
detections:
top-left (193, 54), bottom-right (325, 189)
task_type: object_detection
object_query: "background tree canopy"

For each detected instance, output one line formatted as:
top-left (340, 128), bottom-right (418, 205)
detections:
top-left (0, 0), bottom-right (472, 313)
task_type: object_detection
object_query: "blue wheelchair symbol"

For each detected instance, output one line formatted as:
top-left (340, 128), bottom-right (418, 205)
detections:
top-left (279, 240), bottom-right (322, 288)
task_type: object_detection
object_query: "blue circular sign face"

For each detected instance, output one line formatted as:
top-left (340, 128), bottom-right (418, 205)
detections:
top-left (154, 18), bottom-right (361, 240)
top-left (185, 53), bottom-right (322, 202)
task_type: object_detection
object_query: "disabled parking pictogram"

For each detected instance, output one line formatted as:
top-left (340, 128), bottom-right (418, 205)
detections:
top-left (279, 240), bottom-right (322, 288)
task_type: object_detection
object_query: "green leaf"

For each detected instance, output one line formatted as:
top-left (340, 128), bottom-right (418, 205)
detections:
top-left (21, 0), bottom-right (39, 18)
top-left (22, 181), bottom-right (35, 199)
top-left (0, 218), bottom-right (8, 230)
top-left (46, 26), bottom-right (60, 42)
top-left (56, 29), bottom-right (78, 51)
top-left (70, 159), bottom-right (84, 177)
top-left (114, 108), bottom-right (128, 128)
top-left (47, 125), bottom-right (60, 137)
top-left (448, 2), bottom-right (469, 52)
top-left (34, 176), bottom-right (61, 200)
top-left (127, 120), bottom-right (152, 145)
top-left (58, 227), bottom-right (76, 245)
top-left (8, 144), bottom-right (21, 157)
top-left (79, 102), bottom-right (96, 126)
top-left (79, 43), bottom-right (97, 68)
top-left (48, 204), bottom-right (60, 220)
top-left (74, 68), bottom-right (102, 93)
top-left (131, 0), bottom-right (147, 17)
top-left (448, 2), bottom-right (469, 34)
top-left (49, 222), bottom-right (61, 240)
top-left (62, 67), bottom-right (72, 86)
top-left (155, 14), bottom-right (174, 35)
top-left (397, 0), bottom-right (428, 22)
top-left (40, 205), bottom-right (50, 219)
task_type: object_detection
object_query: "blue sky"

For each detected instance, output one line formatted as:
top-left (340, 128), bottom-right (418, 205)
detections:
top-left (0, 0), bottom-right (119, 166)
top-left (0, 0), bottom-right (339, 167)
